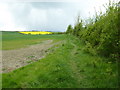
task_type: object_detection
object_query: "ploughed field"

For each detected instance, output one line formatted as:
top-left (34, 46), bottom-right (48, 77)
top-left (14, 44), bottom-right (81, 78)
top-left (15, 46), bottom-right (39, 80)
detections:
top-left (1, 31), bottom-right (118, 88)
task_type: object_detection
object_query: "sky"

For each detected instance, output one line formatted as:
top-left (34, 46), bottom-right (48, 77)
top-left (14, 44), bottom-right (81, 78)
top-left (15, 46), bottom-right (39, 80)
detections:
top-left (0, 0), bottom-right (118, 32)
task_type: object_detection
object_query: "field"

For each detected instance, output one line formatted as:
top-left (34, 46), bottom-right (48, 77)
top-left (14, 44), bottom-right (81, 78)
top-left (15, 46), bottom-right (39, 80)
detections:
top-left (19, 31), bottom-right (53, 35)
top-left (1, 31), bottom-right (65, 50)
top-left (1, 31), bottom-right (118, 88)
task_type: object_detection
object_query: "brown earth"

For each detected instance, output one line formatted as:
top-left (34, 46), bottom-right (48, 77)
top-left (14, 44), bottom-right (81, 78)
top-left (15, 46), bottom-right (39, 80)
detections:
top-left (0, 40), bottom-right (61, 73)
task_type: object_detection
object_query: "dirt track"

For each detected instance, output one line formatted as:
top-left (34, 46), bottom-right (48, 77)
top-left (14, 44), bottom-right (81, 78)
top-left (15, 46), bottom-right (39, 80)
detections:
top-left (0, 40), bottom-right (59, 73)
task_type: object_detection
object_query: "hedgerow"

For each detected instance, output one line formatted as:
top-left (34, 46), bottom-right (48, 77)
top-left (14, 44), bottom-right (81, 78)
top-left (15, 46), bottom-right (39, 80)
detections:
top-left (66, 1), bottom-right (119, 61)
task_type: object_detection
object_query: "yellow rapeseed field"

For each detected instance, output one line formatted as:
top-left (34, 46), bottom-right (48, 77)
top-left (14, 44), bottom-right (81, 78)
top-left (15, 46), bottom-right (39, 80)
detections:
top-left (19, 31), bottom-right (53, 35)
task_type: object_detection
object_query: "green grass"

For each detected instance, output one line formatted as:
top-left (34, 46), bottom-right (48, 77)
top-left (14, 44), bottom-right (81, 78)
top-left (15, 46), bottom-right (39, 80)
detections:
top-left (2, 33), bottom-right (118, 88)
top-left (0, 74), bottom-right (1, 89)
top-left (1, 31), bottom-right (66, 50)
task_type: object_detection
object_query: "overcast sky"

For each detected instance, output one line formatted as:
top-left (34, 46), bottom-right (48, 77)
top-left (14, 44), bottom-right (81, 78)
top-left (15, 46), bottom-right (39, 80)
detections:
top-left (0, 0), bottom-right (118, 32)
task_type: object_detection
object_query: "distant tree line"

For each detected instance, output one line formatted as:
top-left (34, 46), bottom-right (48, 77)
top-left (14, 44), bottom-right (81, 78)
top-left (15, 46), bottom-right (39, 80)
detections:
top-left (66, 1), bottom-right (119, 61)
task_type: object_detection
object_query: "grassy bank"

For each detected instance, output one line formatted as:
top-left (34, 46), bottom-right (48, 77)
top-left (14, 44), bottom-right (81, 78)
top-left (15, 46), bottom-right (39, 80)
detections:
top-left (2, 34), bottom-right (118, 88)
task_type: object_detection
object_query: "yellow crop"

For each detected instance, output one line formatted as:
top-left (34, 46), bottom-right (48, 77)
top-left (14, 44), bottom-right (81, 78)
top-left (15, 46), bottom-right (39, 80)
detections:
top-left (19, 31), bottom-right (53, 35)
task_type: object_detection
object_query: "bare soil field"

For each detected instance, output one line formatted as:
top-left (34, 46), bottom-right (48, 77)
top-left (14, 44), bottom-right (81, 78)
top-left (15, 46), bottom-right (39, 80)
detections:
top-left (1, 40), bottom-right (60, 73)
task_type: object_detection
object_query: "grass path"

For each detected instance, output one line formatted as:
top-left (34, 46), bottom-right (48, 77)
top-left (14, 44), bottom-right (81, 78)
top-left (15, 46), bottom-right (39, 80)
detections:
top-left (69, 39), bottom-right (82, 87)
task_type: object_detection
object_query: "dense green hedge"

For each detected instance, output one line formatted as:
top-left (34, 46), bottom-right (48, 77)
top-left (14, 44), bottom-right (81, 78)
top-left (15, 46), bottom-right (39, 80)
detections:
top-left (66, 1), bottom-right (119, 61)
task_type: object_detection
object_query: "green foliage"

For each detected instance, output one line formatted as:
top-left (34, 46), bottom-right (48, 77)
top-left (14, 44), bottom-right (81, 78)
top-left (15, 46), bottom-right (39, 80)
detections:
top-left (73, 15), bottom-right (83, 37)
top-left (73, 22), bottom-right (83, 37)
top-left (66, 25), bottom-right (73, 34)
top-left (66, 1), bottom-right (119, 61)
top-left (52, 32), bottom-right (65, 34)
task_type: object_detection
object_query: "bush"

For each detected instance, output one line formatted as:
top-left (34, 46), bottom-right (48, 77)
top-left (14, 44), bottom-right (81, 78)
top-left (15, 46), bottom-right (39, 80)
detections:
top-left (65, 1), bottom-right (119, 61)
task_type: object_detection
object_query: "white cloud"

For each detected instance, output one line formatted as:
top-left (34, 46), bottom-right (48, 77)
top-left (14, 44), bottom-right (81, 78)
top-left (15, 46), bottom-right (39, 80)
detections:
top-left (28, 8), bottom-right (47, 27)
top-left (0, 3), bottom-right (15, 30)
top-left (0, 3), bottom-right (26, 31)
top-left (0, 0), bottom-right (118, 31)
